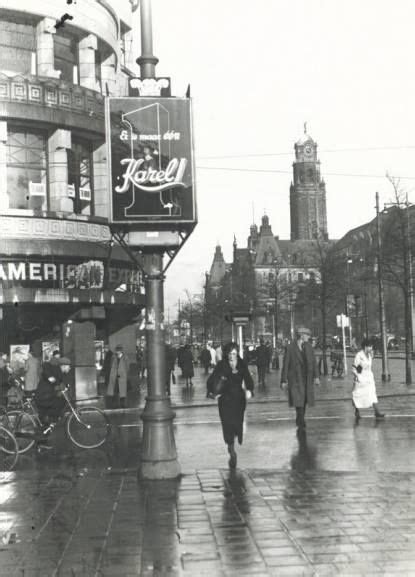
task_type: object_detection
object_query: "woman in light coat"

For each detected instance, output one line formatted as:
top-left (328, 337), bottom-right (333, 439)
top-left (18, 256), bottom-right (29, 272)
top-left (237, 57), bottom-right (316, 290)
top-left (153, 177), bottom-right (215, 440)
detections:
top-left (352, 339), bottom-right (384, 422)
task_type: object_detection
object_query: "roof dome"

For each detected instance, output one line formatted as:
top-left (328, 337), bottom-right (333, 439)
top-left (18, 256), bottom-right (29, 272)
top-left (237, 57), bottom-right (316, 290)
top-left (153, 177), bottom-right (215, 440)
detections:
top-left (296, 122), bottom-right (315, 146)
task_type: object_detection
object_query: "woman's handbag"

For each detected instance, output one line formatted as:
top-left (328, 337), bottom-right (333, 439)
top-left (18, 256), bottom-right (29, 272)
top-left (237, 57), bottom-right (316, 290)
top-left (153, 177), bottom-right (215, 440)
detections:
top-left (207, 372), bottom-right (228, 398)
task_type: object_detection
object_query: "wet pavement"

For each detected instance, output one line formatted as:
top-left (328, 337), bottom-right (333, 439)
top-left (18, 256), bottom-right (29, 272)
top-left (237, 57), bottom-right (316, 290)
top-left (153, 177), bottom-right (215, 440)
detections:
top-left (119, 356), bottom-right (415, 411)
top-left (1, 364), bottom-right (415, 575)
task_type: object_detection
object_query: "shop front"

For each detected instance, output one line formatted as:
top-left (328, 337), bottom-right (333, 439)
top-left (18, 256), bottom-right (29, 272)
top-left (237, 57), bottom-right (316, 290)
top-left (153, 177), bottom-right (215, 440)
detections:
top-left (0, 234), bottom-right (145, 399)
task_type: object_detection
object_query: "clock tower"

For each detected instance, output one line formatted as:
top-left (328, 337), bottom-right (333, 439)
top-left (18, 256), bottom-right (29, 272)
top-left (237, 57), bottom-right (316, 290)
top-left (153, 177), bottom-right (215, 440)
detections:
top-left (290, 124), bottom-right (328, 240)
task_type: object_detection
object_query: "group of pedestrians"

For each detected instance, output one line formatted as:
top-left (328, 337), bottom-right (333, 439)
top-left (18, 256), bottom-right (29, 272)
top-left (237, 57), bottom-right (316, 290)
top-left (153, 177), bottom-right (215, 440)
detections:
top-left (206, 327), bottom-right (385, 469)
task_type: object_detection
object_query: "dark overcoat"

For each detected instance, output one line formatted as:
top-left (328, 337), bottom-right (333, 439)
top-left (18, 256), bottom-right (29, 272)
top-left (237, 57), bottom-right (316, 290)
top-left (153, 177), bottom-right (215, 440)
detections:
top-left (280, 341), bottom-right (318, 407)
top-left (207, 358), bottom-right (254, 445)
top-left (181, 347), bottom-right (194, 378)
top-left (107, 354), bottom-right (129, 398)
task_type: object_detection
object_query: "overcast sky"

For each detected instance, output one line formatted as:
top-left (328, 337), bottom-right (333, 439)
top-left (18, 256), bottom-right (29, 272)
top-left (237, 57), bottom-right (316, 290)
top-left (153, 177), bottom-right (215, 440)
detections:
top-left (133, 0), bottom-right (415, 318)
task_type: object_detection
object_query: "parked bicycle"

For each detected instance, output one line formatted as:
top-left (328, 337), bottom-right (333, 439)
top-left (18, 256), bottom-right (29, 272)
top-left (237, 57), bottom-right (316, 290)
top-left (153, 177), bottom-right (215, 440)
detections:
top-left (5, 386), bottom-right (110, 453)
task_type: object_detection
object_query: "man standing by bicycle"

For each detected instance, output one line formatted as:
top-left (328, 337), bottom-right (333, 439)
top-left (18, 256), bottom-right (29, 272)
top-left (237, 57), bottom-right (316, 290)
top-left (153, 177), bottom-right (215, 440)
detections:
top-left (35, 357), bottom-right (72, 428)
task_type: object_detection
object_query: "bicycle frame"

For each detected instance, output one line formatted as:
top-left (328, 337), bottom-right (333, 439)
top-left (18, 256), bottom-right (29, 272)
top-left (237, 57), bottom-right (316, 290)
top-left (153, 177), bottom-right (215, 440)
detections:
top-left (61, 388), bottom-right (89, 426)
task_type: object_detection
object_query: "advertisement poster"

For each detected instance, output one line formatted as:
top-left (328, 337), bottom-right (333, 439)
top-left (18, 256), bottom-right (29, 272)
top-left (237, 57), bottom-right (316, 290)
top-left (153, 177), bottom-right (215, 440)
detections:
top-left (106, 97), bottom-right (196, 226)
top-left (94, 340), bottom-right (105, 370)
top-left (42, 341), bottom-right (60, 362)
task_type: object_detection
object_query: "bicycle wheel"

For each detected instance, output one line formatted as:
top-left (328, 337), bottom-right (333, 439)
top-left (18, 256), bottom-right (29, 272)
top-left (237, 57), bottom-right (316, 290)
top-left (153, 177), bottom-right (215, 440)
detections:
top-left (7, 410), bottom-right (37, 454)
top-left (66, 407), bottom-right (110, 449)
top-left (0, 426), bottom-right (18, 471)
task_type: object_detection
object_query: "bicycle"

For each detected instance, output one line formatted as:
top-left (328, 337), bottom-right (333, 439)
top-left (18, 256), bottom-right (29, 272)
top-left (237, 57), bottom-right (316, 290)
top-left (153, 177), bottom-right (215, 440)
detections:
top-left (6, 387), bottom-right (110, 453)
top-left (0, 424), bottom-right (18, 471)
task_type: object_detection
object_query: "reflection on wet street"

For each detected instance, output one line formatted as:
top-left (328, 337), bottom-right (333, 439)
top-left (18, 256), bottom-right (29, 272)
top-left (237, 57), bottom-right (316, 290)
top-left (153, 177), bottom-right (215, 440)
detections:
top-left (1, 399), bottom-right (415, 575)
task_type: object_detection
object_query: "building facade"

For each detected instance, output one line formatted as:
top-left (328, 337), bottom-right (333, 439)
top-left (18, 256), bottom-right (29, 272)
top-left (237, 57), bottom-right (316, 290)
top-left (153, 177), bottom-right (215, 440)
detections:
top-left (290, 126), bottom-right (328, 241)
top-left (206, 130), bottom-right (335, 345)
top-left (207, 214), bottom-right (329, 345)
top-left (0, 1), bottom-right (144, 397)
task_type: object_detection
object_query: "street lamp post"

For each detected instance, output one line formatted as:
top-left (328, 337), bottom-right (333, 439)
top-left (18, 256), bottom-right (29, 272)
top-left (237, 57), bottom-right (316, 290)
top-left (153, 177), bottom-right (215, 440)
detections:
top-left (203, 272), bottom-right (209, 343)
top-left (136, 0), bottom-right (180, 479)
top-left (345, 253), bottom-right (354, 349)
top-left (375, 192), bottom-right (391, 382)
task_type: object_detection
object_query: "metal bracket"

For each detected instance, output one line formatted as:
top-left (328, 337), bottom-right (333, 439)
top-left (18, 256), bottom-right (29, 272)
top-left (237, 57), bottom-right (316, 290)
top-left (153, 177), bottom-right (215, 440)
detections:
top-left (163, 229), bottom-right (193, 274)
top-left (110, 228), bottom-right (147, 277)
top-left (109, 226), bottom-right (194, 278)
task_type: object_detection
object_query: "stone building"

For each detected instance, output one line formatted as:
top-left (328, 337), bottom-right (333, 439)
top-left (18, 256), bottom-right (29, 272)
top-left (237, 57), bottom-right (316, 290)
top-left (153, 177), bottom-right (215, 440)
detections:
top-left (206, 129), bottom-right (335, 344)
top-left (290, 125), bottom-right (328, 241)
top-left (0, 0), bottom-right (144, 397)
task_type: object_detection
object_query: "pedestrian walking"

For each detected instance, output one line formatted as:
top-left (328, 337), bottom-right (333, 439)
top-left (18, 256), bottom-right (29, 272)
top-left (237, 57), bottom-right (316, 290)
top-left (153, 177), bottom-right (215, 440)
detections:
top-left (176, 344), bottom-right (185, 376)
top-left (181, 344), bottom-right (194, 388)
top-left (207, 342), bottom-right (216, 367)
top-left (206, 342), bottom-right (254, 468)
top-left (352, 339), bottom-right (385, 422)
top-left (0, 354), bottom-right (12, 407)
top-left (280, 327), bottom-right (320, 433)
top-left (199, 345), bottom-right (212, 375)
top-left (135, 345), bottom-right (143, 381)
top-left (24, 348), bottom-right (41, 393)
top-left (265, 340), bottom-right (272, 373)
top-left (215, 343), bottom-right (223, 363)
top-left (106, 344), bottom-right (129, 409)
top-left (165, 343), bottom-right (177, 395)
top-left (256, 338), bottom-right (268, 387)
top-left (102, 344), bottom-right (113, 381)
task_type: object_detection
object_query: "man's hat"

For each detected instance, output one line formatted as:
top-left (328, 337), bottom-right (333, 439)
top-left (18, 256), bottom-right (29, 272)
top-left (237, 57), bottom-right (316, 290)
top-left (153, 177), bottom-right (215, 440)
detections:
top-left (59, 357), bottom-right (71, 365)
top-left (115, 344), bottom-right (123, 352)
top-left (297, 327), bottom-right (311, 336)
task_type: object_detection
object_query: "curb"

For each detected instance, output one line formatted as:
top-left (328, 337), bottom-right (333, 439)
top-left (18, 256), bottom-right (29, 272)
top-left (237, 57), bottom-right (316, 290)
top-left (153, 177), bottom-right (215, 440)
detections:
top-left (101, 390), bottom-right (415, 414)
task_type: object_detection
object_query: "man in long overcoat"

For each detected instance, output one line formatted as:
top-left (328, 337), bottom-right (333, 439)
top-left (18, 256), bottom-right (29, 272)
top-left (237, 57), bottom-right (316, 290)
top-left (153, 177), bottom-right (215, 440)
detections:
top-left (256, 339), bottom-right (269, 387)
top-left (280, 327), bottom-right (320, 432)
top-left (106, 344), bottom-right (129, 408)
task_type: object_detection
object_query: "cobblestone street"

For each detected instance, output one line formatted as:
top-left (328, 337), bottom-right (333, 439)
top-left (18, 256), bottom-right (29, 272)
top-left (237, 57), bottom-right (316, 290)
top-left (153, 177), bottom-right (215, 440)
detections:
top-left (1, 363), bottom-right (415, 575)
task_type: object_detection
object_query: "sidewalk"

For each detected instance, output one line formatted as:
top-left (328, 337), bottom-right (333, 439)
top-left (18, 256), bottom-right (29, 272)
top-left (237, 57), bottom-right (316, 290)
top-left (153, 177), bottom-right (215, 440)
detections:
top-left (2, 465), bottom-right (415, 575)
top-left (99, 356), bottom-right (415, 412)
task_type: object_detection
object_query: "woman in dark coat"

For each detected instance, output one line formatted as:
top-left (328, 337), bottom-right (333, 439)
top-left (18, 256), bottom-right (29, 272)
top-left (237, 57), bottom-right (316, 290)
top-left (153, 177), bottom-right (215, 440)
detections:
top-left (207, 342), bottom-right (254, 468)
top-left (181, 344), bottom-right (194, 388)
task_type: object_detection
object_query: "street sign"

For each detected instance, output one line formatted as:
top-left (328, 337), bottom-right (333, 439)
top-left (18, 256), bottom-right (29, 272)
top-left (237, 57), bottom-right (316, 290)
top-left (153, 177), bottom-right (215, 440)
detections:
top-left (106, 97), bottom-right (197, 230)
top-left (336, 313), bottom-right (349, 328)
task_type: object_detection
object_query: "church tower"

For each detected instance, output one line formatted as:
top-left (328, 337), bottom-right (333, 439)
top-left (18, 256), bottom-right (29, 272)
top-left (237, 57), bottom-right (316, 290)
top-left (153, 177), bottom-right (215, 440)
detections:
top-left (290, 125), bottom-right (328, 240)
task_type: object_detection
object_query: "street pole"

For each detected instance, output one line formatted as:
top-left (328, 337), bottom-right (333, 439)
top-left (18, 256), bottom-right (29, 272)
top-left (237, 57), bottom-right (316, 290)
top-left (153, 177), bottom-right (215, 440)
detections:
top-left (274, 264), bottom-right (279, 348)
top-left (140, 254), bottom-right (180, 478)
top-left (136, 0), bottom-right (158, 78)
top-left (345, 254), bottom-right (353, 348)
top-left (137, 1), bottom-right (180, 479)
top-left (341, 314), bottom-right (348, 376)
top-left (406, 193), bottom-right (414, 358)
top-left (375, 192), bottom-right (391, 382)
top-left (203, 272), bottom-right (208, 343)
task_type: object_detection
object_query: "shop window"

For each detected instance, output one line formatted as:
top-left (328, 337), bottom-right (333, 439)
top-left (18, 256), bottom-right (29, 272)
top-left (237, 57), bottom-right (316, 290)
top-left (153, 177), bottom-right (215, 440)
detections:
top-left (7, 130), bottom-right (47, 211)
top-left (67, 139), bottom-right (94, 215)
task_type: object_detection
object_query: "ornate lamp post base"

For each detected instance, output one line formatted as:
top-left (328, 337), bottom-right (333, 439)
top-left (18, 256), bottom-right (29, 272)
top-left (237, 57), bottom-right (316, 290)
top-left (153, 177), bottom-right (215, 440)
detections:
top-left (140, 396), bottom-right (181, 479)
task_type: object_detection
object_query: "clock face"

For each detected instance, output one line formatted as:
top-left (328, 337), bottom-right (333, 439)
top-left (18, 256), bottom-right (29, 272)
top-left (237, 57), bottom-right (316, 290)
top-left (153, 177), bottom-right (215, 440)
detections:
top-left (304, 145), bottom-right (313, 156)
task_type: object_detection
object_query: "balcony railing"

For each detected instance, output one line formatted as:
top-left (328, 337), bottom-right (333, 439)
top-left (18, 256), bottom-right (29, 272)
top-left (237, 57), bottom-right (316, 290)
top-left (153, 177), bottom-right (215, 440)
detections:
top-left (0, 73), bottom-right (105, 122)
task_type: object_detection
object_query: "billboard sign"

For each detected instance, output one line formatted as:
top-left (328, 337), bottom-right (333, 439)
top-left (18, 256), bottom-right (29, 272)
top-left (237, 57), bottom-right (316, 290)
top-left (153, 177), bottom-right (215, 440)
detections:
top-left (106, 97), bottom-right (196, 227)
